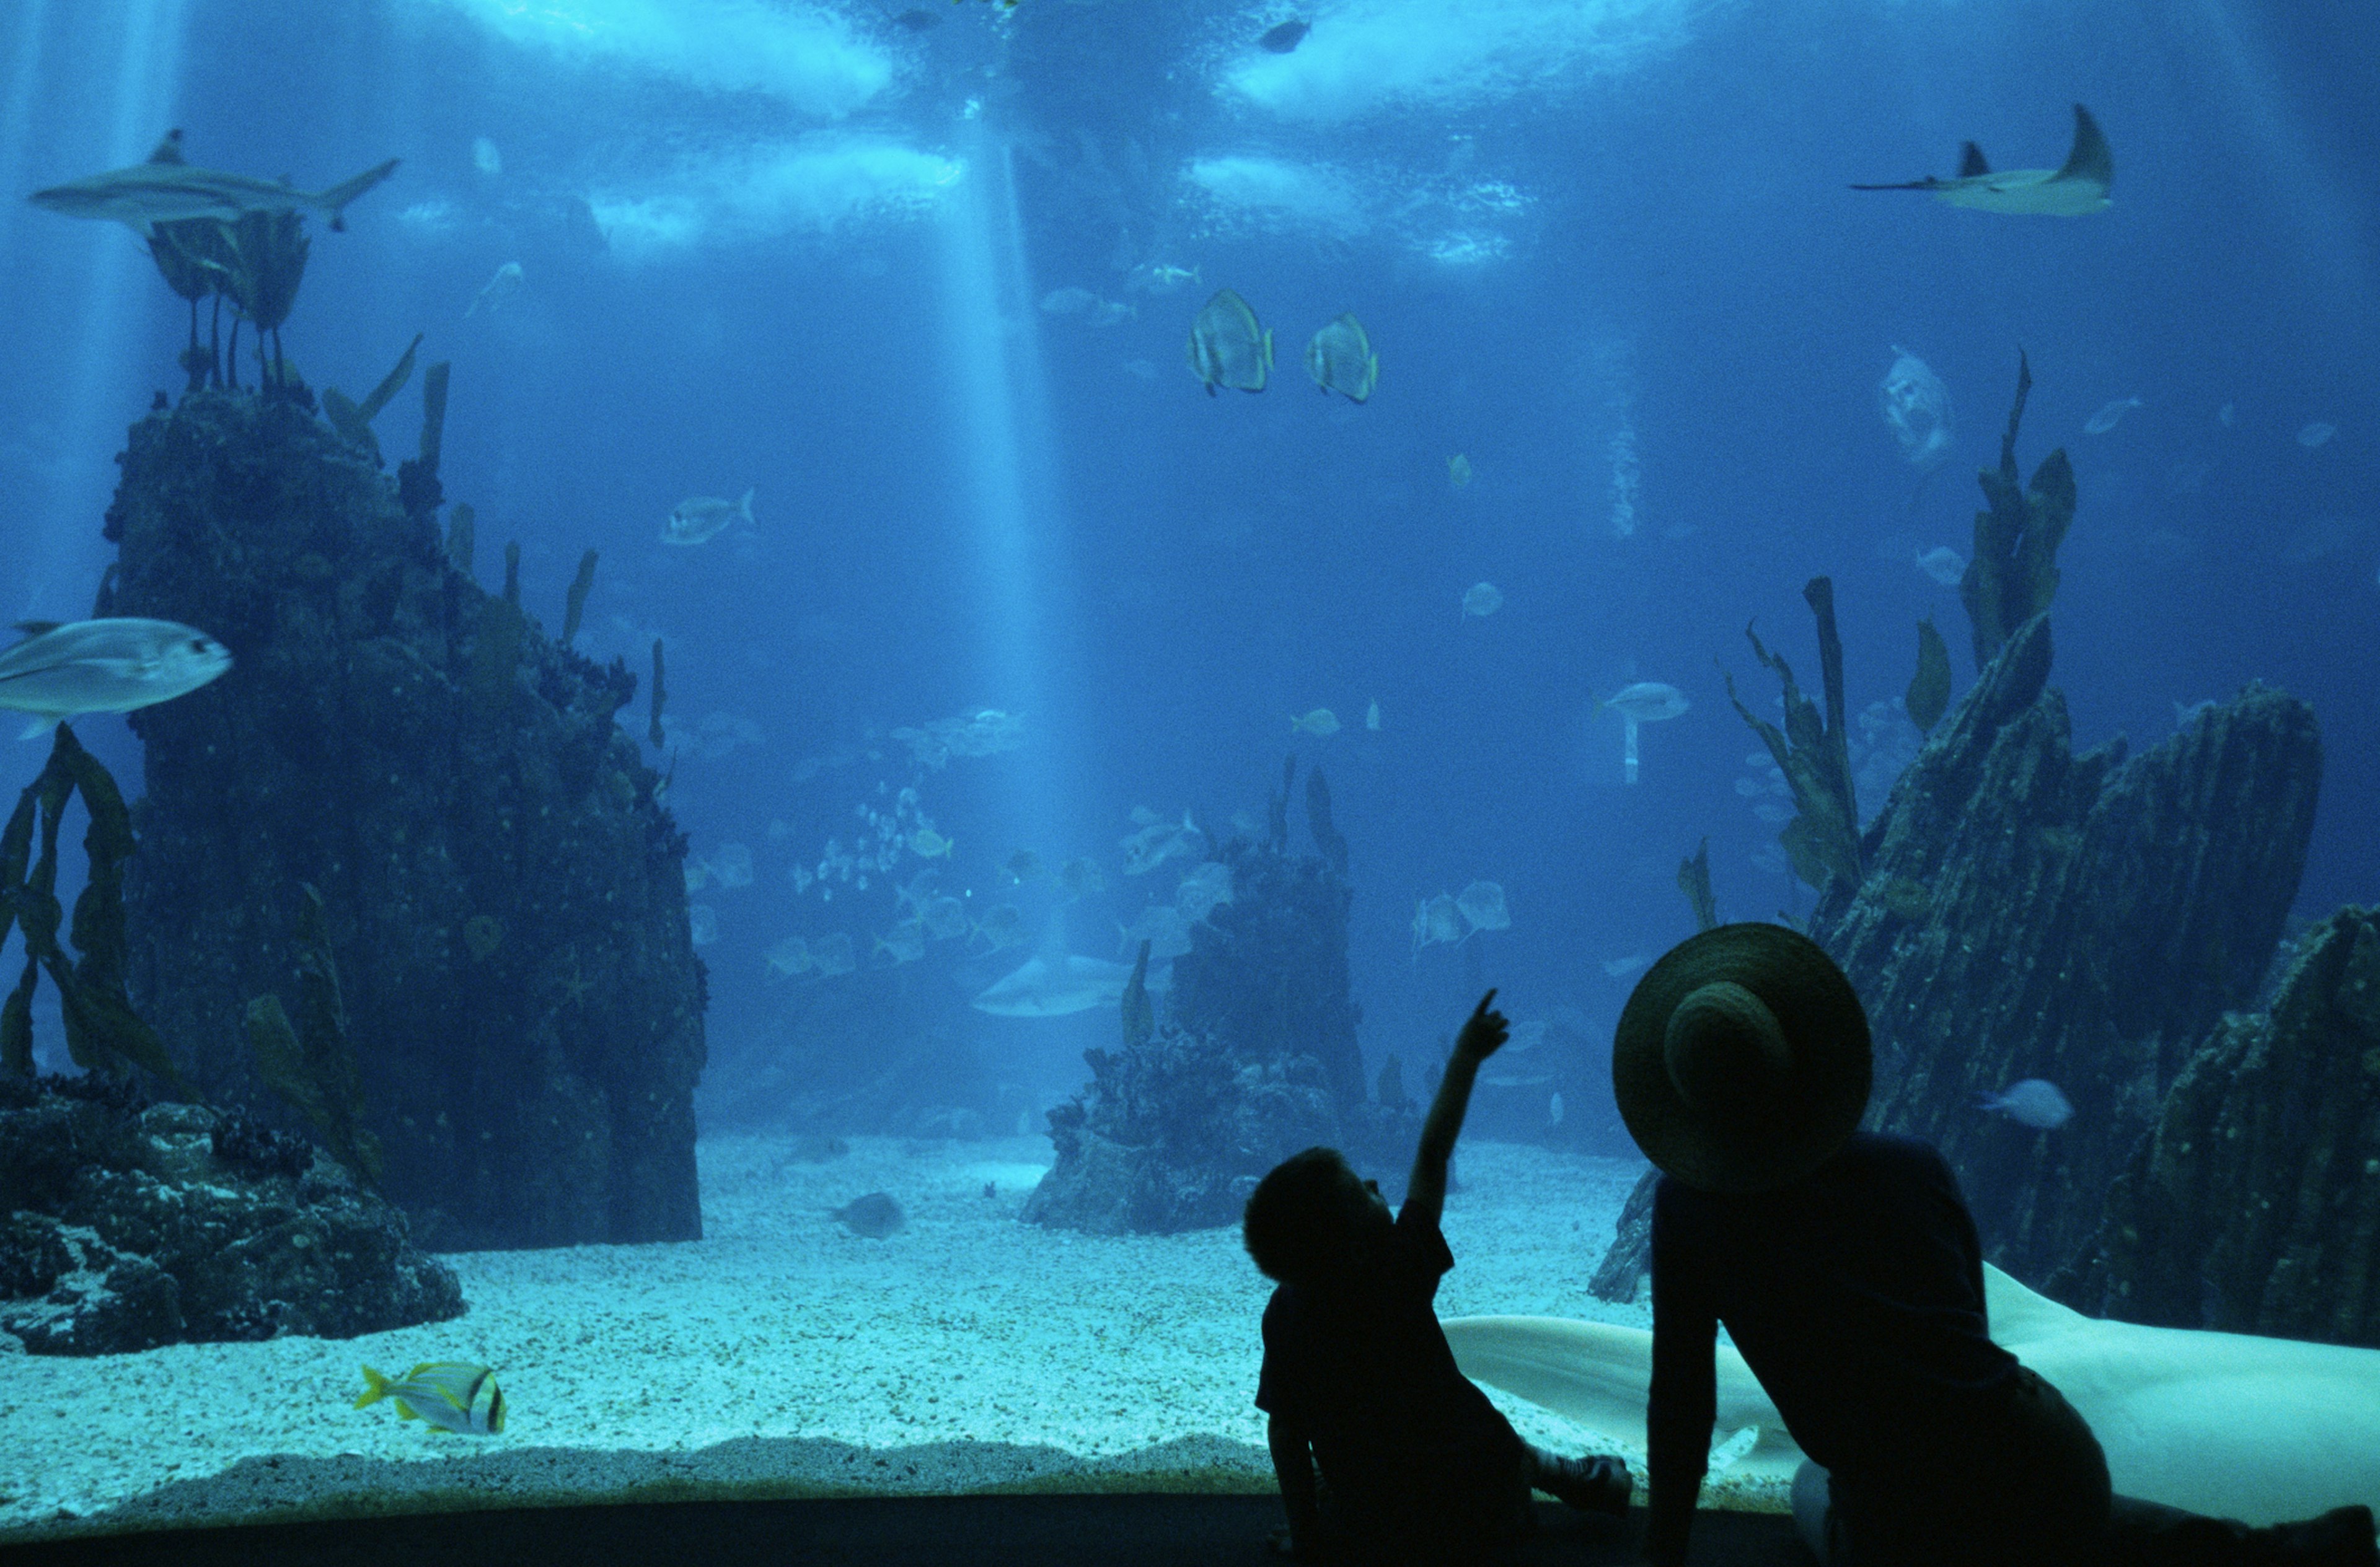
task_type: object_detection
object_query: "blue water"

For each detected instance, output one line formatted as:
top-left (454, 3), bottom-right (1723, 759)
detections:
top-left (2, 0), bottom-right (2375, 1131)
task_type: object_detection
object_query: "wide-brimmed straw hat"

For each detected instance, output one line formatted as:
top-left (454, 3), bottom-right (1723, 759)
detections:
top-left (1612, 923), bottom-right (1872, 1194)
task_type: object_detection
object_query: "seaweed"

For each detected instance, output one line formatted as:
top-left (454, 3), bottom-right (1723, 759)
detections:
top-left (244, 886), bottom-right (381, 1186)
top-left (1304, 765), bottom-right (1348, 876)
top-left (561, 549), bottom-right (598, 647)
top-left (218, 209), bottom-right (310, 392)
top-left (1267, 754), bottom-right (1294, 853)
top-left (445, 501), bottom-right (475, 579)
top-left (1677, 836), bottom-right (1718, 931)
top-left (145, 219), bottom-right (234, 392)
top-left (1958, 351), bottom-right (2075, 669)
top-left (1121, 938), bottom-right (1155, 1050)
top-left (0, 727), bottom-right (192, 1094)
top-left (470, 594), bottom-right (525, 719)
top-left (322, 333), bottom-right (421, 463)
top-left (1907, 616), bottom-right (1952, 732)
top-left (1724, 576), bottom-right (1864, 891)
top-left (397, 360), bottom-right (451, 518)
top-left (647, 639), bottom-right (668, 747)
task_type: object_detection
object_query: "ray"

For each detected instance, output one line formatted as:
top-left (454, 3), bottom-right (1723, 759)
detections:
top-left (1443, 1262), bottom-right (2380, 1525)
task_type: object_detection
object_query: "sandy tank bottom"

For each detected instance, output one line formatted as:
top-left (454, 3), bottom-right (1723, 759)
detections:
top-left (0, 1133), bottom-right (1787, 1540)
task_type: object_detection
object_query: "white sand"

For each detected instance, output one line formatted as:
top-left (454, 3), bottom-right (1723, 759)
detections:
top-left (0, 1135), bottom-right (1785, 1540)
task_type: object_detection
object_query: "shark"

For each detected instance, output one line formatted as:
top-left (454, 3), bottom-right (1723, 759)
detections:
top-left (1442, 1262), bottom-right (2380, 1525)
top-left (1851, 103), bottom-right (2113, 216)
top-left (971, 951), bottom-right (1175, 1017)
top-left (29, 129), bottom-right (399, 233)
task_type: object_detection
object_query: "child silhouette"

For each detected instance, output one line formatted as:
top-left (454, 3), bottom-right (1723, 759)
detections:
top-left (1244, 990), bottom-right (1632, 1564)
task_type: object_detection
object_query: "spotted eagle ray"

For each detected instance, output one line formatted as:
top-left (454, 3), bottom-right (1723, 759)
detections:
top-left (1442, 1263), bottom-right (2380, 1525)
top-left (1851, 104), bottom-right (2112, 216)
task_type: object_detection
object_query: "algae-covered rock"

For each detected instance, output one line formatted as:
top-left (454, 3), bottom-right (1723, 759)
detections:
top-left (1812, 618), bottom-right (2319, 1284)
top-left (1024, 763), bottom-right (1417, 1235)
top-left (1594, 621), bottom-right (2320, 1302)
top-left (0, 1074), bottom-right (462, 1354)
top-left (2050, 906), bottom-right (2380, 1346)
top-left (97, 389), bottom-right (703, 1249)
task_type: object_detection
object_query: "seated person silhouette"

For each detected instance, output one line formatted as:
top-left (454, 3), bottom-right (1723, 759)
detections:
top-left (1614, 923), bottom-right (2378, 1567)
top-left (1244, 991), bottom-right (1633, 1564)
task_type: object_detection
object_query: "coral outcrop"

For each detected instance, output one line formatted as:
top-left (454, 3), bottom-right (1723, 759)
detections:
top-left (0, 1074), bottom-right (461, 1354)
top-left (2050, 907), bottom-right (2380, 1346)
top-left (1023, 763), bottom-right (1416, 1235)
top-left (1593, 621), bottom-right (2321, 1300)
top-left (97, 387), bottom-right (705, 1249)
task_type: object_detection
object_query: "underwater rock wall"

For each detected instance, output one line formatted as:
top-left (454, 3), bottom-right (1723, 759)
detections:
top-left (1808, 613), bottom-right (2320, 1285)
top-left (2051, 906), bottom-right (2380, 1346)
top-left (1589, 616), bottom-right (2322, 1302)
top-left (0, 1074), bottom-right (462, 1354)
top-left (1025, 772), bottom-right (1416, 1235)
top-left (99, 391), bottom-right (703, 1250)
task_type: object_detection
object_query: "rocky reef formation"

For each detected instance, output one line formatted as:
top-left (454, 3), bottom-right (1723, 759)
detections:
top-left (97, 387), bottom-right (704, 1250)
top-left (1592, 367), bottom-right (2329, 1302)
top-left (0, 1073), bottom-right (462, 1354)
top-left (2050, 907), bottom-right (2380, 1345)
top-left (1809, 615), bottom-right (2319, 1284)
top-left (1023, 762), bottom-right (1417, 1235)
top-left (1593, 620), bottom-right (2321, 1301)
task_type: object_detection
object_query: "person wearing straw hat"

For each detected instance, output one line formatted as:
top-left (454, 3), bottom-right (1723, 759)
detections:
top-left (1615, 923), bottom-right (2377, 1567)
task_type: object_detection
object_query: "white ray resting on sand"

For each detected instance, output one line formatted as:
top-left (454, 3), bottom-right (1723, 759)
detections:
top-left (1442, 1263), bottom-right (2380, 1525)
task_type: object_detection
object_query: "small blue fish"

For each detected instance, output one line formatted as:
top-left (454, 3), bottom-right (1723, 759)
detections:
top-left (1978, 1078), bottom-right (2074, 1130)
top-left (355, 1361), bottom-right (506, 1434)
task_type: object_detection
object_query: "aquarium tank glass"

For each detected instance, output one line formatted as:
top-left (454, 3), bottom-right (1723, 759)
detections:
top-left (2, 0), bottom-right (2376, 1553)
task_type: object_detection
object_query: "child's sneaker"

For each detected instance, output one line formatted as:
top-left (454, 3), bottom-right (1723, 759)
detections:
top-left (1536, 1454), bottom-right (1632, 1517)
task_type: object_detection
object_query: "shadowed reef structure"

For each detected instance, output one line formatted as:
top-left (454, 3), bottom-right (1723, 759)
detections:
top-left (1023, 761), bottom-right (1416, 1234)
top-left (98, 388), bottom-right (704, 1250)
top-left (1593, 362), bottom-right (2375, 1343)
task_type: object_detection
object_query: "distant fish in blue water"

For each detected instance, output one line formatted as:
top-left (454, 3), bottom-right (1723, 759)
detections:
top-left (466, 261), bottom-right (522, 318)
top-left (1187, 288), bottom-right (1272, 395)
top-left (355, 1362), bottom-right (505, 1435)
top-left (664, 487), bottom-right (752, 546)
top-left (971, 902), bottom-right (1029, 952)
top-left (874, 920), bottom-right (927, 965)
top-left (1914, 546), bottom-right (1966, 586)
top-left (2083, 396), bottom-right (2143, 434)
top-left (1258, 18), bottom-right (1310, 52)
top-left (2298, 422), bottom-right (2337, 449)
top-left (834, 1192), bottom-right (906, 1238)
top-left (1980, 1078), bottom-right (2074, 1130)
top-left (1304, 314), bottom-right (1378, 402)
top-left (893, 7), bottom-right (941, 30)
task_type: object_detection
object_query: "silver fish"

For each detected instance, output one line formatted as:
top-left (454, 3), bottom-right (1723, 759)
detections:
top-left (1186, 288), bottom-right (1272, 396)
top-left (466, 261), bottom-right (523, 318)
top-left (664, 487), bottom-right (754, 545)
top-left (32, 129), bottom-right (399, 233)
top-left (1979, 1078), bottom-right (2074, 1130)
top-left (1303, 313), bottom-right (1377, 403)
top-left (0, 617), bottom-right (231, 735)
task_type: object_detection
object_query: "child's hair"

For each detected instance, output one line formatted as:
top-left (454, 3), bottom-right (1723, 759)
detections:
top-left (1242, 1146), bottom-right (1363, 1289)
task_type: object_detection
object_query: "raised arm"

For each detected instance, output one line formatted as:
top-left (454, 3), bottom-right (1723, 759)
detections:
top-left (1403, 990), bottom-right (1507, 1231)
